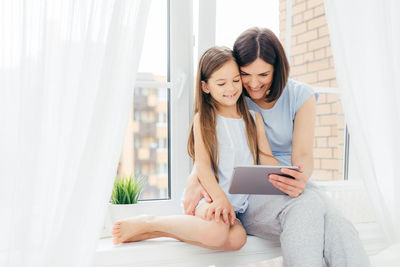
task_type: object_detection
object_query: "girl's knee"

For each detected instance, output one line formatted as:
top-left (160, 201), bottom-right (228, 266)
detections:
top-left (222, 222), bottom-right (247, 251)
top-left (225, 231), bottom-right (247, 251)
top-left (200, 221), bottom-right (230, 247)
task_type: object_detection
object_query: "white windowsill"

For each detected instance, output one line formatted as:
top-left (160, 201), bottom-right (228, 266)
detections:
top-left (96, 181), bottom-right (387, 266)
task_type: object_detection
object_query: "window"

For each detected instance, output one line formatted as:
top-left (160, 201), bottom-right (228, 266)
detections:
top-left (114, 0), bottom-right (192, 215)
top-left (311, 91), bottom-right (348, 181)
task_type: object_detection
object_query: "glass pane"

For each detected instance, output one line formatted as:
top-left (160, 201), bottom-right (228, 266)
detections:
top-left (118, 84), bottom-right (169, 200)
top-left (215, 0), bottom-right (279, 48)
top-left (311, 92), bottom-right (346, 181)
top-left (138, 0), bottom-right (168, 81)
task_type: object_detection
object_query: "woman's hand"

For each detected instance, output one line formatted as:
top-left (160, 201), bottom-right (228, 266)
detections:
top-left (183, 175), bottom-right (212, 215)
top-left (205, 195), bottom-right (236, 225)
top-left (268, 164), bottom-right (308, 197)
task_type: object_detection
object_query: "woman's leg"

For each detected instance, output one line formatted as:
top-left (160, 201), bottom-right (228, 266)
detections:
top-left (321, 203), bottom-right (370, 266)
top-left (239, 187), bottom-right (370, 267)
top-left (239, 189), bottom-right (326, 267)
top-left (112, 203), bottom-right (247, 251)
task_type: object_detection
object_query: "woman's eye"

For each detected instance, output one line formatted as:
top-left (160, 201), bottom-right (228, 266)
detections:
top-left (233, 79), bottom-right (240, 83)
top-left (260, 73), bottom-right (268, 77)
top-left (240, 73), bottom-right (248, 76)
top-left (217, 83), bottom-right (225, 86)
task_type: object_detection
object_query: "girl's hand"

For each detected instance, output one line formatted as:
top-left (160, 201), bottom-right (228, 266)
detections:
top-left (183, 175), bottom-right (212, 215)
top-left (268, 163), bottom-right (308, 197)
top-left (205, 195), bottom-right (235, 225)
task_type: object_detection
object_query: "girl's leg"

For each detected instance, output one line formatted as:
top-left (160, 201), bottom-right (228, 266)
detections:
top-left (112, 203), bottom-right (246, 250)
top-left (121, 219), bottom-right (247, 251)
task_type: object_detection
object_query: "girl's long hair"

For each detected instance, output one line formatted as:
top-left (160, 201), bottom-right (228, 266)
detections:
top-left (187, 46), bottom-right (258, 182)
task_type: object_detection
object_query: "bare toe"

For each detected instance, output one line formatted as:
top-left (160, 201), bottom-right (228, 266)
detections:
top-left (112, 215), bottom-right (154, 244)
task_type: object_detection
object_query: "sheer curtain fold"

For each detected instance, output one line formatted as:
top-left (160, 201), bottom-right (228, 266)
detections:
top-left (324, 0), bottom-right (400, 245)
top-left (0, 1), bottom-right (150, 266)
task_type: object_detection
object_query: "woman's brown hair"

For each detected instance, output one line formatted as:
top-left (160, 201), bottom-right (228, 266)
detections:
top-left (233, 27), bottom-right (290, 102)
top-left (187, 46), bottom-right (258, 182)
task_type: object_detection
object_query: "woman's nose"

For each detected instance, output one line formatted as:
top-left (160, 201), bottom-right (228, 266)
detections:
top-left (249, 77), bottom-right (258, 88)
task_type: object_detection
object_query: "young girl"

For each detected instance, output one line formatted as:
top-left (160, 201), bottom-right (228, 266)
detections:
top-left (112, 46), bottom-right (278, 250)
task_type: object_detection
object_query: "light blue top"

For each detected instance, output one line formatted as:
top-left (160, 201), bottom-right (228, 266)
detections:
top-left (213, 111), bottom-right (256, 213)
top-left (245, 79), bottom-right (318, 166)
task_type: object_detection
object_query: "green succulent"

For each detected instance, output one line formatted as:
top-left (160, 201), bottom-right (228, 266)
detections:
top-left (111, 175), bottom-right (145, 204)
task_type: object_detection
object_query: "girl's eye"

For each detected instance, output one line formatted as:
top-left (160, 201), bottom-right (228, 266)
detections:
top-left (233, 79), bottom-right (240, 83)
top-left (217, 83), bottom-right (225, 86)
top-left (240, 73), bottom-right (248, 76)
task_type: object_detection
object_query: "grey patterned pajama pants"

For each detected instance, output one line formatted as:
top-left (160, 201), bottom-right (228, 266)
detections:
top-left (237, 185), bottom-right (370, 267)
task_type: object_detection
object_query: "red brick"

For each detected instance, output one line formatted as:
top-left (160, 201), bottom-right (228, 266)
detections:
top-left (292, 2), bottom-right (306, 15)
top-left (315, 126), bottom-right (331, 136)
top-left (308, 16), bottom-right (327, 30)
top-left (314, 4), bottom-right (326, 17)
top-left (308, 58), bottom-right (330, 72)
top-left (308, 36), bottom-right (330, 51)
top-left (321, 159), bottom-right (339, 170)
top-left (297, 29), bottom-right (318, 44)
top-left (314, 148), bottom-right (333, 158)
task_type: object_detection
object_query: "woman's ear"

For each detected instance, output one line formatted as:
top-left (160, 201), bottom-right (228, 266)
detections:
top-left (201, 81), bottom-right (210, 94)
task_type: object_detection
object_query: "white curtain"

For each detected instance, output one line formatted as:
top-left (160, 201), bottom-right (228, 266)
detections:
top-left (0, 1), bottom-right (150, 266)
top-left (325, 0), bottom-right (400, 247)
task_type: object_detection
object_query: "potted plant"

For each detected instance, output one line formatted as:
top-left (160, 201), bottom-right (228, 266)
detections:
top-left (108, 174), bottom-right (145, 224)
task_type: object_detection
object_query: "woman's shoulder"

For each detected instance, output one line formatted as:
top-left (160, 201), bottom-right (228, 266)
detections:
top-left (285, 79), bottom-right (314, 95)
top-left (245, 96), bottom-right (260, 111)
top-left (285, 79), bottom-right (318, 112)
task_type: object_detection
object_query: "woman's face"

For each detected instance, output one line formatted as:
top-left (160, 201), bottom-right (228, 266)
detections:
top-left (239, 58), bottom-right (274, 101)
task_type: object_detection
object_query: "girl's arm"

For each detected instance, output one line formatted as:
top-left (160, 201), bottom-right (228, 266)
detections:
top-left (192, 113), bottom-right (236, 224)
top-left (269, 95), bottom-right (316, 197)
top-left (254, 112), bottom-right (279, 166)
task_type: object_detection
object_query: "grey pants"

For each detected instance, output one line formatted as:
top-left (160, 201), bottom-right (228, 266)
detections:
top-left (237, 185), bottom-right (370, 267)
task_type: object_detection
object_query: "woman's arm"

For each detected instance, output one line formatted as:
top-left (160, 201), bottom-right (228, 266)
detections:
top-left (183, 163), bottom-right (211, 216)
top-left (192, 113), bottom-right (236, 224)
top-left (291, 95), bottom-right (316, 178)
top-left (268, 95), bottom-right (316, 197)
top-left (254, 112), bottom-right (279, 166)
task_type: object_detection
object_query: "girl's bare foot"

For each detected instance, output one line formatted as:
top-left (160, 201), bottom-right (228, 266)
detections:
top-left (112, 215), bottom-right (154, 245)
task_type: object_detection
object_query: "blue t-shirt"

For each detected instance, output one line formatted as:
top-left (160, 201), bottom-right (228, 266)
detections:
top-left (245, 79), bottom-right (318, 166)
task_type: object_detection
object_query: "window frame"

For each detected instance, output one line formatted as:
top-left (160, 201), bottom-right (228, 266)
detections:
top-left (105, 0), bottom-right (193, 222)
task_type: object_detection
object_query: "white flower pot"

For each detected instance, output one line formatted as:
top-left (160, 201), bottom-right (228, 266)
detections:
top-left (108, 203), bottom-right (138, 224)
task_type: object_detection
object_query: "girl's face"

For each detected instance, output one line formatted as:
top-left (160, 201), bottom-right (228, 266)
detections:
top-left (202, 60), bottom-right (242, 108)
top-left (239, 58), bottom-right (274, 101)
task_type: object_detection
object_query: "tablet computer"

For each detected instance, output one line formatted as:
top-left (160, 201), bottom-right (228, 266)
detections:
top-left (228, 165), bottom-right (299, 195)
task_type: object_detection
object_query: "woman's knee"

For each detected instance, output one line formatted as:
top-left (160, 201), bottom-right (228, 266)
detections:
top-left (280, 189), bottom-right (327, 226)
top-left (293, 189), bottom-right (327, 214)
top-left (325, 211), bottom-right (358, 235)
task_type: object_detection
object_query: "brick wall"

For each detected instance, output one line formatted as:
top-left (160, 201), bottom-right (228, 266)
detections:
top-left (279, 0), bottom-right (346, 181)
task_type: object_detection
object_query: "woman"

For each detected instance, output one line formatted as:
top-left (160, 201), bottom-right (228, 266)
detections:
top-left (183, 28), bottom-right (370, 267)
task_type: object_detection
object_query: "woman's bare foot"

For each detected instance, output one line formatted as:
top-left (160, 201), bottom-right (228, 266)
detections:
top-left (112, 215), bottom-right (154, 245)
